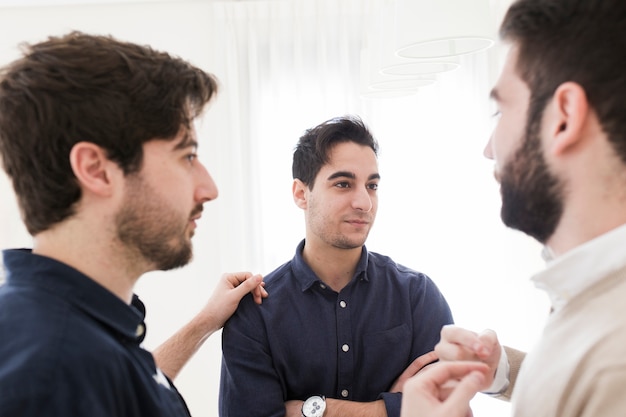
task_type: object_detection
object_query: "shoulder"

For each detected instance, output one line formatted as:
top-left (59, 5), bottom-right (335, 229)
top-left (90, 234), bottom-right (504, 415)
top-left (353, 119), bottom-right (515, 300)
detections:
top-left (0, 289), bottom-right (137, 388)
top-left (263, 260), bottom-right (295, 290)
top-left (366, 251), bottom-right (433, 282)
top-left (365, 252), bottom-right (449, 303)
top-left (227, 260), bottom-right (296, 321)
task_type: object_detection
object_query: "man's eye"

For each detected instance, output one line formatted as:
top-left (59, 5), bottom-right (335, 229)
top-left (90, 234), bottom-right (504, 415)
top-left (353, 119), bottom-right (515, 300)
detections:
top-left (368, 183), bottom-right (378, 191)
top-left (186, 153), bottom-right (197, 163)
top-left (335, 182), bottom-right (350, 188)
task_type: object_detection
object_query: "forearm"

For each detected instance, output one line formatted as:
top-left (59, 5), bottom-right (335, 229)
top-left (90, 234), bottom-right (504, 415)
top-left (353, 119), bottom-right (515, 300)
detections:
top-left (153, 272), bottom-right (266, 381)
top-left (152, 311), bottom-right (219, 380)
top-left (324, 398), bottom-right (387, 417)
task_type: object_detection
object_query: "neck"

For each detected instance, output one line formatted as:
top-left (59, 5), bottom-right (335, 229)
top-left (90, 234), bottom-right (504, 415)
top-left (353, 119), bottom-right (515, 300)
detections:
top-left (33, 220), bottom-right (144, 304)
top-left (301, 241), bottom-right (362, 292)
top-left (546, 208), bottom-right (626, 259)
top-left (545, 171), bottom-right (626, 258)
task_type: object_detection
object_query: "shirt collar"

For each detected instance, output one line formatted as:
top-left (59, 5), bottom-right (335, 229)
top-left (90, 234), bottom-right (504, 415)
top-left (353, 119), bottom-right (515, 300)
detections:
top-left (532, 223), bottom-right (626, 312)
top-left (2, 248), bottom-right (147, 343)
top-left (291, 239), bottom-right (370, 291)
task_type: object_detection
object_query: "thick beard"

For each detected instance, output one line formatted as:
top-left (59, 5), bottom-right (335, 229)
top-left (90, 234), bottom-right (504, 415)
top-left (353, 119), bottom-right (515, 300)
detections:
top-left (116, 176), bottom-right (194, 271)
top-left (499, 109), bottom-right (564, 244)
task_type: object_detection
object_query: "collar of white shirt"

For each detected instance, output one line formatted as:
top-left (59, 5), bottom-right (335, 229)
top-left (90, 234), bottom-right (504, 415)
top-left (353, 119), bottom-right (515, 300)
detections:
top-left (532, 223), bottom-right (626, 312)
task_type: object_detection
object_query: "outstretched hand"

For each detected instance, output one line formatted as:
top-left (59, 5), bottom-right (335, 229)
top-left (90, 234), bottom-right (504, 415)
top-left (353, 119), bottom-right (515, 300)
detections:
top-left (204, 272), bottom-right (268, 330)
top-left (400, 361), bottom-right (489, 417)
top-left (153, 272), bottom-right (267, 380)
top-left (435, 325), bottom-right (501, 387)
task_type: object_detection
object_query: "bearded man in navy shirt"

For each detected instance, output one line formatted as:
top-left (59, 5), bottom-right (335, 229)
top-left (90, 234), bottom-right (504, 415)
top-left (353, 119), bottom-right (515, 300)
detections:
top-left (0, 32), bottom-right (266, 417)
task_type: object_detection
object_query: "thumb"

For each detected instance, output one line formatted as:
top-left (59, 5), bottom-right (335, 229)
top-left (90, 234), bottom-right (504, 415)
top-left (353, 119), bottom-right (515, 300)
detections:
top-left (232, 274), bottom-right (262, 295)
top-left (446, 371), bottom-right (484, 409)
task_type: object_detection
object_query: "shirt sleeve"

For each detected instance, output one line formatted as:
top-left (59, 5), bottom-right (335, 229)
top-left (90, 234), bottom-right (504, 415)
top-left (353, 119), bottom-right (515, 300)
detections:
top-left (220, 295), bottom-right (286, 417)
top-left (482, 345), bottom-right (510, 395)
top-left (378, 392), bottom-right (402, 417)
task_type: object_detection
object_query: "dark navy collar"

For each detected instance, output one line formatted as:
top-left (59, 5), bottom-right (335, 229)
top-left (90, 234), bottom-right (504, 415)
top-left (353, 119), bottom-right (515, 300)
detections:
top-left (291, 239), bottom-right (370, 292)
top-left (2, 248), bottom-right (146, 343)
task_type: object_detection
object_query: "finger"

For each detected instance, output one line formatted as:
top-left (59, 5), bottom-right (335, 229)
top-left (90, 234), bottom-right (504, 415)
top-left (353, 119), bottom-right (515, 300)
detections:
top-left (422, 370), bottom-right (484, 416)
top-left (475, 329), bottom-right (499, 358)
top-left (443, 371), bottom-right (485, 410)
top-left (435, 340), bottom-right (477, 362)
top-left (417, 362), bottom-right (489, 389)
top-left (251, 283), bottom-right (269, 304)
top-left (232, 274), bottom-right (263, 298)
top-left (439, 326), bottom-right (493, 359)
top-left (440, 325), bottom-right (480, 350)
top-left (223, 271), bottom-right (254, 287)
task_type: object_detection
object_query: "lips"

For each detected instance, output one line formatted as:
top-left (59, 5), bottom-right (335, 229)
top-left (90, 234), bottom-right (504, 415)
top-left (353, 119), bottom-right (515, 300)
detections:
top-left (190, 205), bottom-right (203, 223)
top-left (346, 217), bottom-right (371, 226)
top-left (189, 211), bottom-right (202, 232)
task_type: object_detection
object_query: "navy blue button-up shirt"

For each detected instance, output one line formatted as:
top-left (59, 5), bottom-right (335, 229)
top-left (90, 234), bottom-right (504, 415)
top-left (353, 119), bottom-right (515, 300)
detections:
top-left (0, 249), bottom-right (191, 417)
top-left (219, 241), bottom-right (453, 417)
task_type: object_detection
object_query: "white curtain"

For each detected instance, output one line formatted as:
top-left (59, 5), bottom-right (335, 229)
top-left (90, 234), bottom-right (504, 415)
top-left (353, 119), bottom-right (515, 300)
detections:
top-left (0, 1), bottom-right (548, 416)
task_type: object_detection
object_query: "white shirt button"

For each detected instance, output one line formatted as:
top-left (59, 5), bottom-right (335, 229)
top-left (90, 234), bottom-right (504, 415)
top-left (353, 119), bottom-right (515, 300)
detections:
top-left (135, 324), bottom-right (145, 337)
top-left (339, 300), bottom-right (347, 308)
top-left (342, 344), bottom-right (349, 352)
top-left (341, 390), bottom-right (349, 398)
top-left (319, 283), bottom-right (326, 289)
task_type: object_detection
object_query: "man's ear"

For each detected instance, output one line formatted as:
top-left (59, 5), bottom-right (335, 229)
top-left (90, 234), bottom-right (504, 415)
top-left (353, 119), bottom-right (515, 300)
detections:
top-left (69, 142), bottom-right (117, 197)
top-left (546, 81), bottom-right (590, 156)
top-left (292, 178), bottom-right (308, 209)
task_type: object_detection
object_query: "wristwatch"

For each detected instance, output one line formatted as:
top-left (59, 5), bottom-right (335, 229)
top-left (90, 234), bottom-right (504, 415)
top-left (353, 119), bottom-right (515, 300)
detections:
top-left (302, 395), bottom-right (326, 417)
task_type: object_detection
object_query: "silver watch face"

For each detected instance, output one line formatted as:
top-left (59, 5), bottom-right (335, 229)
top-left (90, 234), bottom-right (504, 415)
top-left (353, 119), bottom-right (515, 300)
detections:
top-left (302, 395), bottom-right (325, 416)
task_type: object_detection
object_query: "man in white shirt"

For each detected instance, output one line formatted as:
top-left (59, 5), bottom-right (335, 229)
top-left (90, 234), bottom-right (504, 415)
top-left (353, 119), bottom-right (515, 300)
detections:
top-left (400, 0), bottom-right (626, 416)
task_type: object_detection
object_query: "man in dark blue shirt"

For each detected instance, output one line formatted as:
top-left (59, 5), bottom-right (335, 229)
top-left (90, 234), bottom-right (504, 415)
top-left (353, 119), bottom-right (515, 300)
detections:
top-left (1, 250), bottom-right (193, 417)
top-left (219, 116), bottom-right (453, 417)
top-left (0, 32), bottom-right (266, 416)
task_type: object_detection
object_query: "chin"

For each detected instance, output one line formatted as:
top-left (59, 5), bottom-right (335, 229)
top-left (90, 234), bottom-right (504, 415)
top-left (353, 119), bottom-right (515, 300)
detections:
top-left (348, 237), bottom-right (368, 249)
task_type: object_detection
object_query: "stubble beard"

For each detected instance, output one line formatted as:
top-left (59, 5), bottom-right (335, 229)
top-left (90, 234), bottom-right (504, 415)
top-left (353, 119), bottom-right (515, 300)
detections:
top-left (332, 233), bottom-right (368, 250)
top-left (323, 218), bottom-right (373, 250)
top-left (115, 176), bottom-right (195, 271)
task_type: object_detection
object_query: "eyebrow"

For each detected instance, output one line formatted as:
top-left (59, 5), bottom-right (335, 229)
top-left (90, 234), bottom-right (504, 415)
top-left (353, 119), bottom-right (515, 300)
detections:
top-left (327, 171), bottom-right (381, 181)
top-left (173, 131), bottom-right (198, 151)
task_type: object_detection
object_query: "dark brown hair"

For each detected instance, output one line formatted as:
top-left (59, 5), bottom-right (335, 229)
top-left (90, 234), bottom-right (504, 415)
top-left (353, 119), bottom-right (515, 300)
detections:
top-left (292, 115), bottom-right (379, 189)
top-left (0, 31), bottom-right (218, 234)
top-left (501, 0), bottom-right (626, 162)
